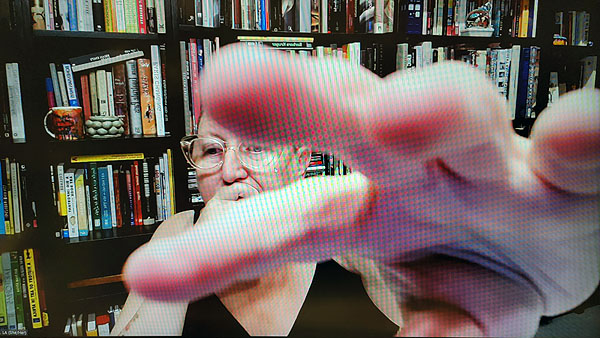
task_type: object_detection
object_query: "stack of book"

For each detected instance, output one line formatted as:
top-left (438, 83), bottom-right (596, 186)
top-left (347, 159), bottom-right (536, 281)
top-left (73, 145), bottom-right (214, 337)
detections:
top-left (401, 0), bottom-right (539, 38)
top-left (46, 45), bottom-right (169, 138)
top-left (305, 152), bottom-right (351, 177)
top-left (0, 63), bottom-right (25, 144)
top-left (50, 151), bottom-right (176, 240)
top-left (178, 0), bottom-right (396, 33)
top-left (63, 305), bottom-right (122, 336)
top-left (0, 159), bottom-right (37, 236)
top-left (30, 0), bottom-right (167, 34)
top-left (0, 249), bottom-right (49, 335)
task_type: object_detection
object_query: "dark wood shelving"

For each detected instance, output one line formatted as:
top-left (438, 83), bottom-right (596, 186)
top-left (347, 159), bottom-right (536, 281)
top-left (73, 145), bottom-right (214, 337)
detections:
top-left (60, 224), bottom-right (159, 245)
top-left (0, 230), bottom-right (44, 252)
top-left (32, 30), bottom-right (164, 41)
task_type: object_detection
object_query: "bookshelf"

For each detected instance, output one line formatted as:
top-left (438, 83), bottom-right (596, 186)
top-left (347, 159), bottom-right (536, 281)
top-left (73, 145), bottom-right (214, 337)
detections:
top-left (0, 0), bottom-right (598, 336)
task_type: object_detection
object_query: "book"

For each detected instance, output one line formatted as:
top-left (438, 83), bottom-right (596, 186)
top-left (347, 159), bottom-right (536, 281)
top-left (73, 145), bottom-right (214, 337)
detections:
top-left (57, 70), bottom-right (69, 107)
top-left (74, 169), bottom-right (89, 236)
top-left (89, 71), bottom-right (99, 116)
top-left (3, 158), bottom-right (14, 235)
top-left (0, 254), bottom-right (7, 330)
top-left (69, 49), bottom-right (144, 73)
top-left (580, 55), bottom-right (597, 89)
top-left (17, 253), bottom-right (31, 331)
top-left (112, 63), bottom-right (130, 135)
top-left (64, 168), bottom-right (79, 239)
top-left (49, 63), bottom-right (63, 106)
top-left (63, 64), bottom-right (79, 106)
top-left (137, 58), bottom-right (156, 136)
top-left (137, 0), bottom-right (148, 33)
top-left (9, 161), bottom-right (20, 234)
top-left (156, 0), bottom-right (166, 33)
top-left (9, 252), bottom-right (25, 331)
top-left (96, 69), bottom-right (109, 116)
top-left (71, 153), bottom-right (145, 163)
top-left (125, 60), bottom-right (143, 135)
top-left (1, 253), bottom-right (15, 330)
top-left (103, 0), bottom-right (114, 31)
top-left (80, 74), bottom-right (92, 121)
top-left (150, 45), bottom-right (166, 136)
top-left (23, 249), bottom-right (42, 329)
top-left (56, 163), bottom-right (68, 216)
top-left (106, 164), bottom-right (117, 227)
top-left (106, 71), bottom-right (116, 116)
top-left (507, 44), bottom-right (521, 120)
top-left (83, 168), bottom-right (93, 232)
top-left (97, 166), bottom-right (112, 229)
top-left (124, 0), bottom-right (138, 33)
top-left (112, 168), bottom-right (122, 227)
top-left (86, 313), bottom-right (97, 336)
top-left (4, 64), bottom-right (25, 143)
top-left (180, 41), bottom-right (192, 135)
top-left (86, 163), bottom-right (101, 229)
top-left (0, 161), bottom-right (4, 235)
top-left (18, 164), bottom-right (36, 230)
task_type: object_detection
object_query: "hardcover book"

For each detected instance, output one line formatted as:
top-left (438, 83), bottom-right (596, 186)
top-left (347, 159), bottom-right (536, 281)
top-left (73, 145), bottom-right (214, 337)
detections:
top-left (137, 58), bottom-right (156, 136)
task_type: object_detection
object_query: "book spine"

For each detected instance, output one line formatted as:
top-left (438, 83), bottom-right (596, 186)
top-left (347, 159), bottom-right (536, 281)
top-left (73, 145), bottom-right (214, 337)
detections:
top-left (57, 71), bottom-right (69, 108)
top-left (62, 64), bottom-right (79, 106)
top-left (58, 0), bottom-right (71, 30)
top-left (64, 169), bottom-right (79, 238)
top-left (88, 163), bottom-right (101, 229)
top-left (0, 253), bottom-right (6, 329)
top-left (0, 161), bottom-right (4, 235)
top-left (140, 159), bottom-right (154, 224)
top-left (9, 252), bottom-right (25, 331)
top-left (4, 160), bottom-right (14, 235)
top-left (10, 162), bottom-right (21, 234)
top-left (23, 249), bottom-right (42, 329)
top-left (131, 162), bottom-right (142, 225)
top-left (112, 64), bottom-right (130, 135)
top-left (180, 41), bottom-right (192, 135)
top-left (1, 253), bottom-right (16, 330)
top-left (80, 74), bottom-right (92, 121)
top-left (125, 169), bottom-right (135, 225)
top-left (156, 0), bottom-right (166, 33)
top-left (4, 64), bottom-right (26, 143)
top-left (17, 253), bottom-right (31, 332)
top-left (167, 149), bottom-right (175, 215)
top-left (56, 163), bottom-right (67, 216)
top-left (89, 71), bottom-right (99, 116)
top-left (160, 44), bottom-right (169, 135)
top-left (150, 45), bottom-right (166, 136)
top-left (115, 0), bottom-right (127, 32)
top-left (48, 63), bottom-right (62, 107)
top-left (113, 169), bottom-right (122, 227)
top-left (103, 0), bottom-right (113, 31)
top-left (137, 58), bottom-right (156, 135)
top-left (92, 0), bottom-right (105, 31)
top-left (83, 168), bottom-right (93, 231)
top-left (76, 0), bottom-right (86, 30)
top-left (189, 39), bottom-right (201, 124)
top-left (18, 164), bottom-right (35, 230)
top-left (118, 165), bottom-right (131, 226)
top-left (146, 0), bottom-right (156, 33)
top-left (45, 0), bottom-right (55, 30)
top-left (124, 0), bottom-right (139, 33)
top-left (106, 71), bottom-right (116, 116)
top-left (137, 0), bottom-right (147, 33)
top-left (154, 163), bottom-right (163, 221)
top-left (96, 70), bottom-right (109, 116)
top-left (125, 60), bottom-right (143, 135)
top-left (97, 166), bottom-right (112, 229)
top-left (106, 164), bottom-right (117, 227)
top-left (74, 171), bottom-right (89, 236)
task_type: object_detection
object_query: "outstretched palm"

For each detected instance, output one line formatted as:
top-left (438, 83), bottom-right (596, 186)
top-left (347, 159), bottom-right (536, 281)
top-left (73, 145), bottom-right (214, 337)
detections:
top-left (124, 44), bottom-right (599, 337)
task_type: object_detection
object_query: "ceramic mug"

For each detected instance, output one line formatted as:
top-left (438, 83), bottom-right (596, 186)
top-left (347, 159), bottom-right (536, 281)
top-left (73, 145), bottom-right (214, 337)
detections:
top-left (44, 106), bottom-right (84, 140)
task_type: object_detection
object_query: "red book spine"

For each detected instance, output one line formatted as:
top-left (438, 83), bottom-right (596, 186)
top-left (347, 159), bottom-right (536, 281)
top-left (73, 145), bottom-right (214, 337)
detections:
top-left (113, 169), bottom-right (122, 228)
top-left (80, 74), bottom-right (92, 122)
top-left (137, 0), bottom-right (148, 34)
top-left (234, 0), bottom-right (241, 28)
top-left (346, 0), bottom-right (355, 33)
top-left (125, 169), bottom-right (135, 226)
top-left (132, 161), bottom-right (143, 226)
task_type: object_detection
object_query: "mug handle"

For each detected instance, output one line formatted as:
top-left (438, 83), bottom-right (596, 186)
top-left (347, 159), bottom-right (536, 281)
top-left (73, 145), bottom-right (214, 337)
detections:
top-left (43, 110), bottom-right (57, 139)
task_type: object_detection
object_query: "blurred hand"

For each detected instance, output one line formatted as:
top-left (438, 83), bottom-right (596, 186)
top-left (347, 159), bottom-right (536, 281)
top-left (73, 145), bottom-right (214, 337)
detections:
top-left (123, 44), bottom-right (599, 337)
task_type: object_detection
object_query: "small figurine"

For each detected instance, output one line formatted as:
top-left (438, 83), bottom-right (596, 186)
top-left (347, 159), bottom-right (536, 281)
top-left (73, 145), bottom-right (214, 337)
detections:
top-left (465, 1), bottom-right (493, 29)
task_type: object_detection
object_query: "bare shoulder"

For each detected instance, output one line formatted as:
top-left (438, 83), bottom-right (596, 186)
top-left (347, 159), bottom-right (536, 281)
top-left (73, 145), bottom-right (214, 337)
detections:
top-left (151, 210), bottom-right (195, 241)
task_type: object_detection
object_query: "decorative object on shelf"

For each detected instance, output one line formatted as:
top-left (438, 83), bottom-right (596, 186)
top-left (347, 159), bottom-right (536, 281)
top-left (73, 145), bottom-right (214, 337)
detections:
top-left (43, 106), bottom-right (85, 140)
top-left (85, 116), bottom-right (126, 138)
top-left (462, 1), bottom-right (494, 37)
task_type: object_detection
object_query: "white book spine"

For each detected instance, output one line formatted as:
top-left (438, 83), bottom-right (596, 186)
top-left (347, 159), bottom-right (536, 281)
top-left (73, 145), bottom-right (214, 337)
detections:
top-left (65, 169), bottom-right (79, 238)
top-left (320, 0), bottom-right (328, 33)
top-left (156, 0), bottom-right (166, 33)
top-left (77, 0), bottom-right (86, 31)
top-left (422, 41), bottom-right (432, 67)
top-left (57, 71), bottom-right (69, 107)
top-left (85, 0), bottom-right (94, 31)
top-left (115, 0), bottom-right (127, 32)
top-left (203, 0), bottom-right (211, 27)
top-left (63, 64), bottom-right (79, 106)
top-left (5, 64), bottom-right (26, 143)
top-left (422, 0), bottom-right (429, 34)
top-left (150, 45), bottom-right (166, 136)
top-left (507, 45), bottom-right (521, 120)
top-left (240, 0), bottom-right (248, 29)
top-left (1, 253), bottom-right (16, 329)
top-left (532, 0), bottom-right (539, 38)
top-left (10, 162), bottom-right (21, 234)
top-left (106, 71), bottom-right (116, 116)
top-left (415, 45), bottom-right (423, 68)
top-left (125, 60), bottom-right (143, 135)
top-left (374, 0), bottom-right (384, 33)
top-left (203, 39), bottom-right (212, 66)
top-left (299, 0), bottom-right (311, 32)
top-left (44, 0), bottom-right (54, 30)
top-left (58, 0), bottom-right (70, 30)
top-left (85, 183), bottom-right (93, 232)
top-left (96, 69), bottom-right (109, 116)
top-left (49, 63), bottom-right (63, 106)
top-left (106, 164), bottom-right (117, 227)
top-left (71, 51), bottom-right (145, 73)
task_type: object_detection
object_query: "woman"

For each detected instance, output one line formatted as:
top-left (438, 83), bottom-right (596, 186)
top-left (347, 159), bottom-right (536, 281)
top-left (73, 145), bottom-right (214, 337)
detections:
top-left (112, 113), bottom-right (403, 336)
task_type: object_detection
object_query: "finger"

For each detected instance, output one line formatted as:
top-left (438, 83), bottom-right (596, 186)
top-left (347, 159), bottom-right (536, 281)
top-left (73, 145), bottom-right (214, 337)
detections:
top-left (528, 88), bottom-right (600, 194)
top-left (122, 173), bottom-right (375, 302)
top-left (200, 43), bottom-right (386, 179)
top-left (368, 61), bottom-right (516, 183)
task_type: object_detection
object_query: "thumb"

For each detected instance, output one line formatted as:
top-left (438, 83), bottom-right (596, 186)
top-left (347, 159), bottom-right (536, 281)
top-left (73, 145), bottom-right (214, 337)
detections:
top-left (122, 173), bottom-right (375, 302)
top-left (528, 89), bottom-right (600, 194)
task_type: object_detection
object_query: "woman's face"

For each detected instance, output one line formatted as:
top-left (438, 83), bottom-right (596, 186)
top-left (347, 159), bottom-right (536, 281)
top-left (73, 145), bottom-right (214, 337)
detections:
top-left (195, 116), bottom-right (310, 202)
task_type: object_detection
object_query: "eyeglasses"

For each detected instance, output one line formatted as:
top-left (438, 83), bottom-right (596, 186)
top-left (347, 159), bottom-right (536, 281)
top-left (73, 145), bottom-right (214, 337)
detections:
top-left (180, 135), bottom-right (282, 171)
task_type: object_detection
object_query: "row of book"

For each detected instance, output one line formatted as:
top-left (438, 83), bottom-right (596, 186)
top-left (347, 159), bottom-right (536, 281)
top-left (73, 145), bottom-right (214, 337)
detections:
top-left (0, 249), bottom-right (49, 335)
top-left (305, 152), bottom-right (351, 177)
top-left (554, 11), bottom-right (591, 46)
top-left (63, 305), bottom-right (122, 336)
top-left (402, 0), bottom-right (539, 38)
top-left (395, 42), bottom-right (541, 120)
top-left (47, 45), bottom-right (170, 138)
top-left (178, 0), bottom-right (396, 33)
top-left (0, 159), bottom-right (37, 236)
top-left (0, 63), bottom-right (26, 143)
top-left (548, 56), bottom-right (597, 107)
top-left (50, 151), bottom-right (176, 240)
top-left (31, 0), bottom-right (167, 34)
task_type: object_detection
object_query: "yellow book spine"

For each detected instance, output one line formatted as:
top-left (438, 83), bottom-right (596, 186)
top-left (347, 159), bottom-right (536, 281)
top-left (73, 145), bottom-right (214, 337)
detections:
top-left (23, 249), bottom-right (42, 329)
top-left (167, 149), bottom-right (175, 215)
top-left (70, 153), bottom-right (145, 163)
top-left (5, 159), bottom-right (14, 235)
top-left (104, 0), bottom-right (114, 32)
top-left (520, 0), bottom-right (530, 38)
